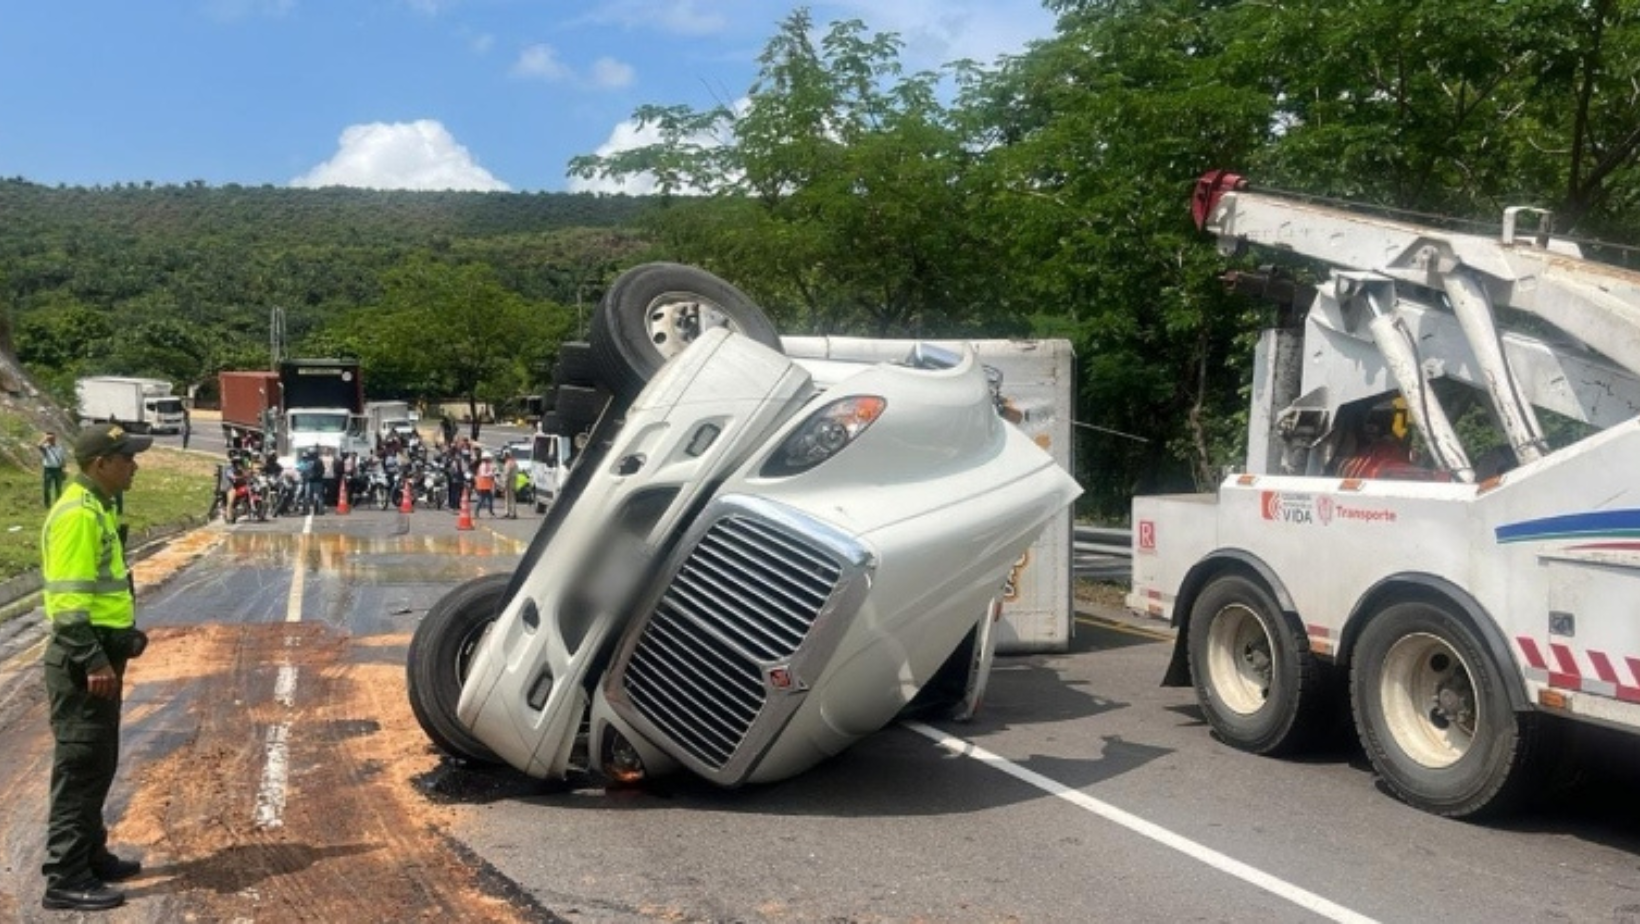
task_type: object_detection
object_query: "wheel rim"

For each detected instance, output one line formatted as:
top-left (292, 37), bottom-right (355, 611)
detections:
top-left (453, 619), bottom-right (493, 687)
top-left (1204, 603), bottom-right (1274, 715)
top-left (1377, 631), bottom-right (1477, 768)
top-left (644, 290), bottom-right (735, 357)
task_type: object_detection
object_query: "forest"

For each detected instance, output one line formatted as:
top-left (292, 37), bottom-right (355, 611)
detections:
top-left (7, 0), bottom-right (1640, 518)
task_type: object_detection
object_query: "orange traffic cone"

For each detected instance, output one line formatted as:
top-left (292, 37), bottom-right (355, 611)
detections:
top-left (457, 485), bottom-right (475, 531)
top-left (400, 478), bottom-right (414, 514)
top-left (336, 481), bottom-right (351, 515)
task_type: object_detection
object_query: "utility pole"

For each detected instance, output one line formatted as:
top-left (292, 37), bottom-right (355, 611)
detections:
top-left (270, 305), bottom-right (286, 370)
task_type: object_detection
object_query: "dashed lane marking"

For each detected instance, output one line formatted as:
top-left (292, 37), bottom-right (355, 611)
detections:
top-left (255, 512), bottom-right (310, 829)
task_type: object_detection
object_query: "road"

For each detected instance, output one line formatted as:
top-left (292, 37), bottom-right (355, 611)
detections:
top-left (0, 508), bottom-right (1637, 922)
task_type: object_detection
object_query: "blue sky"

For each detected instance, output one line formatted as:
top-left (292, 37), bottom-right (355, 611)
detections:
top-left (0, 1), bottom-right (1057, 195)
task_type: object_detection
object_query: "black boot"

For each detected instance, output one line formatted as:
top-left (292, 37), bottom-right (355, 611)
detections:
top-left (42, 879), bottom-right (125, 911)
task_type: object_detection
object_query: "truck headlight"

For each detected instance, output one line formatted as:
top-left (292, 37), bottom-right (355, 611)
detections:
top-left (761, 396), bottom-right (886, 477)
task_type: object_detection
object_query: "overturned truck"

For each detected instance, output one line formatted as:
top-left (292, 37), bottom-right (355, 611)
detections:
top-left (407, 263), bottom-right (1081, 787)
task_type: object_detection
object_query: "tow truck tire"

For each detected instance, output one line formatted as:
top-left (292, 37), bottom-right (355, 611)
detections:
top-left (588, 262), bottom-right (781, 402)
top-left (1188, 573), bottom-right (1324, 755)
top-left (1350, 599), bottom-right (1545, 818)
top-left (406, 572), bottom-right (510, 765)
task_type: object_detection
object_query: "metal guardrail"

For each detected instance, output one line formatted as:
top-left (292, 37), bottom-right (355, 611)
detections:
top-left (1074, 525), bottom-right (1132, 581)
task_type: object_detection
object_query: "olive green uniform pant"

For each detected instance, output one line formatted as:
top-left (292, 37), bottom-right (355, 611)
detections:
top-left (41, 640), bottom-right (125, 889)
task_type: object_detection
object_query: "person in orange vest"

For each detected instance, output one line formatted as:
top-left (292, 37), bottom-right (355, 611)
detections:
top-left (473, 451), bottom-right (497, 517)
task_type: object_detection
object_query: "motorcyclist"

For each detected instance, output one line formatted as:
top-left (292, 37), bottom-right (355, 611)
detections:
top-left (300, 448), bottom-right (326, 515)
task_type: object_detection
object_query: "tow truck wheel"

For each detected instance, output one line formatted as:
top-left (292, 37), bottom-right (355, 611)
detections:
top-left (588, 262), bottom-right (782, 402)
top-left (1350, 599), bottom-right (1545, 818)
top-left (406, 572), bottom-right (510, 765)
top-left (1187, 573), bottom-right (1323, 755)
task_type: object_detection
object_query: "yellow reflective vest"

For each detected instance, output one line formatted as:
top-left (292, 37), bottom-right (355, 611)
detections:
top-left (41, 476), bottom-right (133, 671)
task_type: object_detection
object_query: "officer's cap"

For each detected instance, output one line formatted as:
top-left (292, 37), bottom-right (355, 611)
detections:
top-left (75, 423), bottom-right (153, 466)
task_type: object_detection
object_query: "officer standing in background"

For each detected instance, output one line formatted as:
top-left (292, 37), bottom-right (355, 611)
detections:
top-left (38, 431), bottom-right (67, 508)
top-left (38, 424), bottom-right (152, 912)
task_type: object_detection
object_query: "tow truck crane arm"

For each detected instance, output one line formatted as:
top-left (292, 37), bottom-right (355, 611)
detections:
top-left (1192, 171), bottom-right (1640, 480)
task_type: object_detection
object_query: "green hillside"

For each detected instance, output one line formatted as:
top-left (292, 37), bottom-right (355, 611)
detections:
top-left (0, 179), bottom-right (659, 405)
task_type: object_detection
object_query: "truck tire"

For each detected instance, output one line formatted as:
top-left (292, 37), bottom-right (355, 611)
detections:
top-left (1187, 573), bottom-right (1325, 755)
top-left (555, 384), bottom-right (607, 435)
top-left (588, 262), bottom-right (781, 402)
top-left (1350, 598), bottom-right (1546, 818)
top-left (406, 573), bottom-right (510, 765)
top-left (553, 341), bottom-right (596, 387)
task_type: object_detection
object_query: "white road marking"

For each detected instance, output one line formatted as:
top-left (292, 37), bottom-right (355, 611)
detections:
top-left (255, 516), bottom-right (311, 829)
top-left (273, 663), bottom-right (298, 707)
top-left (251, 724), bottom-right (289, 829)
top-left (901, 722), bottom-right (1380, 924)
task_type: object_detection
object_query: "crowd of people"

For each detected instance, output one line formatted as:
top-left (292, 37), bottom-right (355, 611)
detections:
top-left (211, 427), bottom-right (528, 521)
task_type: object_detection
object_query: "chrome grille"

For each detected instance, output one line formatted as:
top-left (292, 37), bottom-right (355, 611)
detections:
top-left (622, 514), bottom-right (843, 770)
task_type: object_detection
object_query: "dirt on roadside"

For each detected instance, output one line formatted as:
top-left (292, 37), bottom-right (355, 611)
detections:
top-left (0, 534), bottom-right (557, 922)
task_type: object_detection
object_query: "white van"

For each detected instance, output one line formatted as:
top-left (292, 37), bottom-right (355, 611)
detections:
top-left (528, 432), bottom-right (574, 513)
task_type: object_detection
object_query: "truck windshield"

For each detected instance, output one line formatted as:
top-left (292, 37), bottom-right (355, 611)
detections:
top-left (149, 398), bottom-right (185, 414)
top-left (290, 413), bottom-right (348, 433)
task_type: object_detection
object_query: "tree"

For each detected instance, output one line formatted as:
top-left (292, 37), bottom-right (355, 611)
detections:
top-left (570, 10), bottom-right (1012, 338)
top-left (362, 258), bottom-right (571, 437)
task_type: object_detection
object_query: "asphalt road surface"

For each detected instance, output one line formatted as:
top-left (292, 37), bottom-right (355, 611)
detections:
top-left (0, 507), bottom-right (1636, 922)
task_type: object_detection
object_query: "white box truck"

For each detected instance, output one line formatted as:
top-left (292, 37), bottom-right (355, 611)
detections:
top-left (76, 376), bottom-right (186, 434)
top-left (364, 400), bottom-right (418, 447)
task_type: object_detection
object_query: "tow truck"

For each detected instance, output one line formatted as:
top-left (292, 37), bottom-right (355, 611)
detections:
top-left (1130, 172), bottom-right (1640, 818)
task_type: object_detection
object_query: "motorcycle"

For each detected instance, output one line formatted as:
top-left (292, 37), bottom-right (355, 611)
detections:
top-left (412, 464), bottom-right (447, 510)
top-left (406, 263), bottom-right (1080, 789)
top-left (365, 461), bottom-right (393, 510)
top-left (225, 470), bottom-right (267, 524)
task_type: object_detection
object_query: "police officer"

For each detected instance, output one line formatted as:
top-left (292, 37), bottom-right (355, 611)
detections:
top-left (39, 423), bottom-right (151, 912)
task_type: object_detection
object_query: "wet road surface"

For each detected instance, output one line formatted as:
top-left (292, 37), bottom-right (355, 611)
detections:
top-left (2, 506), bottom-right (1638, 922)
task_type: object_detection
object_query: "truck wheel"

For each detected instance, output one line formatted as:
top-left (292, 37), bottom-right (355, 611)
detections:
top-left (554, 341), bottom-right (596, 387)
top-left (406, 573), bottom-right (510, 764)
top-left (1350, 599), bottom-right (1545, 818)
top-left (588, 262), bottom-right (781, 402)
top-left (556, 384), bottom-right (608, 435)
top-left (1188, 573), bottom-right (1324, 755)
top-left (898, 609), bottom-right (996, 722)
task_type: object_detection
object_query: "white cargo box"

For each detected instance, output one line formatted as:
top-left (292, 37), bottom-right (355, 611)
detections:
top-left (781, 336), bottom-right (1078, 653)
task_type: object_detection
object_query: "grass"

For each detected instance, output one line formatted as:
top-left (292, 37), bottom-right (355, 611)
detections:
top-left (0, 445), bottom-right (218, 584)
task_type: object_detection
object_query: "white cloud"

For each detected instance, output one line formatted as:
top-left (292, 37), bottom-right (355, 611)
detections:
top-left (590, 57), bottom-right (635, 89)
top-left (820, 0), bottom-right (1053, 69)
top-left (582, 0), bottom-right (727, 36)
top-left (468, 32), bottom-right (495, 55)
top-left (291, 120), bottom-right (510, 192)
top-left (511, 43), bottom-right (633, 90)
top-left (512, 43), bottom-right (572, 81)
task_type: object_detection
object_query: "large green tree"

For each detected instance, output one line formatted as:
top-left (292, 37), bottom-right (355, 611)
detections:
top-left (345, 258), bottom-right (573, 436)
top-left (571, 10), bottom-right (1013, 338)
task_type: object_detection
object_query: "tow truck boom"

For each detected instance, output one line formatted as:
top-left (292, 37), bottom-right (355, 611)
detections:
top-left (1130, 172), bottom-right (1640, 819)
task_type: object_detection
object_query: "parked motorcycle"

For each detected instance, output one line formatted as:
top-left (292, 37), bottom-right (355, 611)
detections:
top-left (407, 263), bottom-right (1080, 789)
top-left (364, 462), bottom-right (393, 510)
top-left (412, 464), bottom-right (447, 510)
